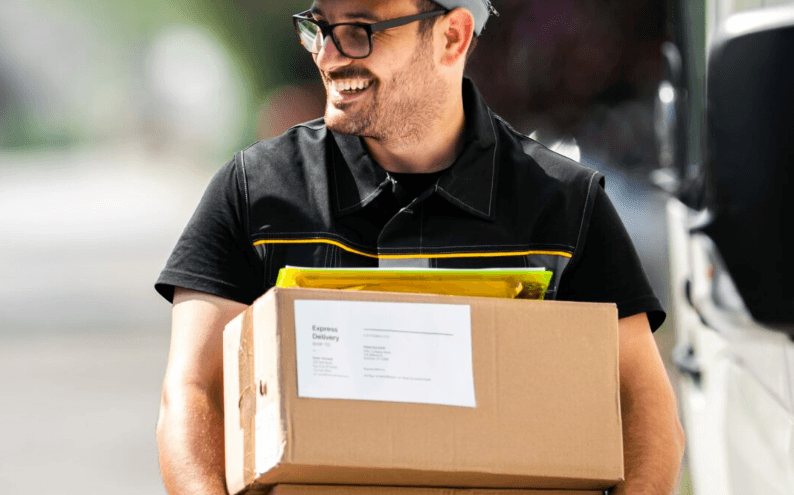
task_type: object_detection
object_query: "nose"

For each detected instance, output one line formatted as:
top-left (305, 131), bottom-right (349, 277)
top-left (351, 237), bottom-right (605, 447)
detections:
top-left (314, 34), bottom-right (351, 73)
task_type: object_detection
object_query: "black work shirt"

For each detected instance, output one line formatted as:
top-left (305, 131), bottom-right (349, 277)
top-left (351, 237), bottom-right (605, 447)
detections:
top-left (156, 79), bottom-right (665, 331)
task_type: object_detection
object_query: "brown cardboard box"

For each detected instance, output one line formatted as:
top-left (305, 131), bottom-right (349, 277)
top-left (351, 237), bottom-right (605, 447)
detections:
top-left (224, 288), bottom-right (621, 495)
top-left (264, 485), bottom-right (605, 495)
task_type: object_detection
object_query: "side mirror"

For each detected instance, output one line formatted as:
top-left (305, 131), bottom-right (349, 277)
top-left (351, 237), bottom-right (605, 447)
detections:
top-left (700, 6), bottom-right (794, 325)
top-left (651, 42), bottom-right (687, 195)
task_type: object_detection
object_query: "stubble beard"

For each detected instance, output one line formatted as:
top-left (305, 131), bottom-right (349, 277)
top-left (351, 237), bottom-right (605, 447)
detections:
top-left (323, 40), bottom-right (446, 146)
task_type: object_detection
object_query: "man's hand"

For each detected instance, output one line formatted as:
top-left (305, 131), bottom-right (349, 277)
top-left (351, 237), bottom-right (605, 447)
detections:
top-left (612, 313), bottom-right (686, 495)
top-left (156, 288), bottom-right (248, 495)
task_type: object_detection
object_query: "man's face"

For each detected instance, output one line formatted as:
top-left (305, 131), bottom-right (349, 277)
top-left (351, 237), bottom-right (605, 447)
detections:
top-left (310, 0), bottom-right (446, 144)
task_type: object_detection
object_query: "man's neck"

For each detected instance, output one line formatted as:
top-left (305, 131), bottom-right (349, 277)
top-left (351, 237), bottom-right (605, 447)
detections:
top-left (363, 95), bottom-right (466, 174)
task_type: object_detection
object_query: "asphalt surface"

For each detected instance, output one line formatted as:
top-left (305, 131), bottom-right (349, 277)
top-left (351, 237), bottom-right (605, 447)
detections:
top-left (0, 146), bottom-right (209, 494)
top-left (0, 144), bottom-right (676, 494)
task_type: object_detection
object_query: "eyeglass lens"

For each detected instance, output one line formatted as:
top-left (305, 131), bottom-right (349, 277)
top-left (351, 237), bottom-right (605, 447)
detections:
top-left (296, 20), bottom-right (371, 58)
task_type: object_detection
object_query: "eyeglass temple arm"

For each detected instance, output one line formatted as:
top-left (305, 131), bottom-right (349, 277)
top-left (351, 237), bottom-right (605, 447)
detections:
top-left (368, 10), bottom-right (448, 32)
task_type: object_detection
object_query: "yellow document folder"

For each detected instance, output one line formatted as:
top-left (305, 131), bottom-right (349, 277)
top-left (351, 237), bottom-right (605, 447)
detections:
top-left (275, 266), bottom-right (552, 300)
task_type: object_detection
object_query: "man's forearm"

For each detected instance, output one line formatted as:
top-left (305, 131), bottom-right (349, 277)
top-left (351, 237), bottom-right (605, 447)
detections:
top-left (612, 378), bottom-right (686, 495)
top-left (157, 386), bottom-right (227, 495)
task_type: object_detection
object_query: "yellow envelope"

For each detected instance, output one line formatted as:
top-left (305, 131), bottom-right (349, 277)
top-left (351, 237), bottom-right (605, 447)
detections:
top-left (275, 266), bottom-right (552, 300)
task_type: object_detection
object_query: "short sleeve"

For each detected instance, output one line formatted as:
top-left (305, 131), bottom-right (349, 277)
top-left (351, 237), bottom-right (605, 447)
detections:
top-left (155, 156), bottom-right (264, 305)
top-left (556, 185), bottom-right (666, 331)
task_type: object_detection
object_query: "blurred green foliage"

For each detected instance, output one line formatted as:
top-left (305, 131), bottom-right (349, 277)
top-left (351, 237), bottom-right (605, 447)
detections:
top-left (62, 0), bottom-right (319, 100)
top-left (0, 0), bottom-right (319, 151)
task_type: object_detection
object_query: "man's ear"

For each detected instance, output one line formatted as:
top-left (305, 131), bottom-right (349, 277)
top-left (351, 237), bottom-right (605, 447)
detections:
top-left (438, 8), bottom-right (475, 66)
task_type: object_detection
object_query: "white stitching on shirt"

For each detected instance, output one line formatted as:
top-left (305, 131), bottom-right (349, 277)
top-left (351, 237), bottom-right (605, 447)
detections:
top-left (574, 170), bottom-right (600, 259)
top-left (486, 108), bottom-right (498, 216)
top-left (338, 185), bottom-right (383, 213)
top-left (329, 134), bottom-right (385, 214)
top-left (494, 114), bottom-right (527, 138)
top-left (330, 143), bottom-right (343, 213)
top-left (328, 136), bottom-right (384, 214)
top-left (434, 110), bottom-right (499, 217)
top-left (434, 186), bottom-right (486, 216)
top-left (239, 152), bottom-right (251, 240)
top-left (312, 124), bottom-right (382, 213)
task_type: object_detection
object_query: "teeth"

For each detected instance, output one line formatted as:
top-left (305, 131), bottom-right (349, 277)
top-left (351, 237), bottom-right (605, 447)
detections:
top-left (332, 79), bottom-right (371, 92)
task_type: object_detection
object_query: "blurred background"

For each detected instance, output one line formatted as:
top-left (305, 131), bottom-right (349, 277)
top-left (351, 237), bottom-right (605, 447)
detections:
top-left (2, 0), bottom-right (786, 493)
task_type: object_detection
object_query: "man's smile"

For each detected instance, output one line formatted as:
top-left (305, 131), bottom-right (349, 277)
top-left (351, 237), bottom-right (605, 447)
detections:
top-left (327, 78), bottom-right (375, 103)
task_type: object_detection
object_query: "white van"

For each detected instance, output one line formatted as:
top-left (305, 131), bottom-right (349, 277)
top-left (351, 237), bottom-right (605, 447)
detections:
top-left (659, 2), bottom-right (794, 494)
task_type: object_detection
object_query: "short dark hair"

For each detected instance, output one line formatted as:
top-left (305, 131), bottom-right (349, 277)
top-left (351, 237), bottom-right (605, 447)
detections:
top-left (414, 0), bottom-right (478, 58)
top-left (414, 0), bottom-right (444, 37)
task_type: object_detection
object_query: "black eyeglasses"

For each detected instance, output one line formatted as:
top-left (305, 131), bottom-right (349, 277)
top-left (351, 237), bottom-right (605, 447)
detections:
top-left (292, 9), bottom-right (447, 59)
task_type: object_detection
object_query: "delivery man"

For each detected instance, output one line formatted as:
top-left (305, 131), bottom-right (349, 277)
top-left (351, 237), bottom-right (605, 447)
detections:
top-left (155, 1), bottom-right (685, 493)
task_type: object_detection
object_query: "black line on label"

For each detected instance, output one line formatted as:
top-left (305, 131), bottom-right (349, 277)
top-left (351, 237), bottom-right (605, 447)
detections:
top-left (364, 328), bottom-right (453, 337)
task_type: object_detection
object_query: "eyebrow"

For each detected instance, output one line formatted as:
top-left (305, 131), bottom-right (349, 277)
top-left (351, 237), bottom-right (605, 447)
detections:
top-left (309, 5), bottom-right (380, 22)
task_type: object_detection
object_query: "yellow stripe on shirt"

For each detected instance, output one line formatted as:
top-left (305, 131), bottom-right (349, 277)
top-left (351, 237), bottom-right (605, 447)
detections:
top-left (252, 238), bottom-right (572, 260)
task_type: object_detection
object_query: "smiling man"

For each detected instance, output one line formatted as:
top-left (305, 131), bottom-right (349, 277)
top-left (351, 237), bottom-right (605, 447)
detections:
top-left (301, 0), bottom-right (473, 174)
top-left (155, 1), bottom-right (685, 494)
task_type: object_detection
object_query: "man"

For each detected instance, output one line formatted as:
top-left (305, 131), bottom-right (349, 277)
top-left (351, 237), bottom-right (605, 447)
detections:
top-left (155, 1), bottom-right (685, 494)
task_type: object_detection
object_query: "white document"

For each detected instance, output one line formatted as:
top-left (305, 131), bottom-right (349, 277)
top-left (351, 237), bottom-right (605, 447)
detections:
top-left (294, 299), bottom-right (475, 407)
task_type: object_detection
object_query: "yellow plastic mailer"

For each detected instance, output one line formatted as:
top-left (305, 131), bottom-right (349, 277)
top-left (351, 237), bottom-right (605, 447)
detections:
top-left (275, 266), bottom-right (553, 300)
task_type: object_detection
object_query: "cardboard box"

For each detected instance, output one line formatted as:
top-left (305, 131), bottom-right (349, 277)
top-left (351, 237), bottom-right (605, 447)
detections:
top-left (263, 485), bottom-right (605, 495)
top-left (224, 288), bottom-right (621, 495)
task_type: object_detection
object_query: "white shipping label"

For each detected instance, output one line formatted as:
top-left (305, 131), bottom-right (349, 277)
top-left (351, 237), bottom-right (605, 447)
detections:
top-left (294, 299), bottom-right (475, 407)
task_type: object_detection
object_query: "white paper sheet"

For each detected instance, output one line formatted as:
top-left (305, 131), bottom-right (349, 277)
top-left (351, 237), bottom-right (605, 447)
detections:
top-left (294, 299), bottom-right (475, 407)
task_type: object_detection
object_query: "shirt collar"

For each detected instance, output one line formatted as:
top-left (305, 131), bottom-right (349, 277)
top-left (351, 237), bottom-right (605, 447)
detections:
top-left (329, 77), bottom-right (498, 220)
top-left (329, 132), bottom-right (390, 215)
top-left (434, 77), bottom-right (498, 221)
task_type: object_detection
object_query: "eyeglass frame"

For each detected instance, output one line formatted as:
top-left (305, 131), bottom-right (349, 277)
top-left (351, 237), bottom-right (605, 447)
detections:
top-left (292, 9), bottom-right (449, 59)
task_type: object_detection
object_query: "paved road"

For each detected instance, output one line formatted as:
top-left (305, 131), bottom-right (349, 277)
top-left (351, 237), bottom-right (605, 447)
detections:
top-left (0, 147), bottom-right (211, 494)
top-left (0, 145), bottom-right (676, 494)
